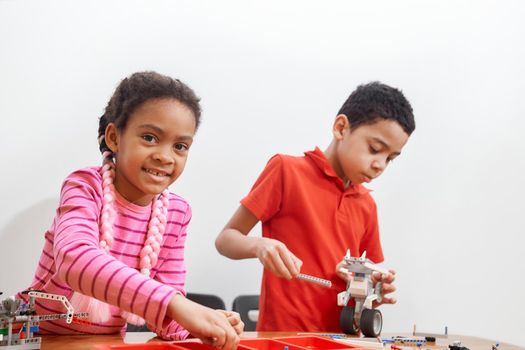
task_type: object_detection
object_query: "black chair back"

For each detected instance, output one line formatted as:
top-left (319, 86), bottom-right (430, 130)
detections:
top-left (232, 294), bottom-right (259, 331)
top-left (187, 292), bottom-right (226, 310)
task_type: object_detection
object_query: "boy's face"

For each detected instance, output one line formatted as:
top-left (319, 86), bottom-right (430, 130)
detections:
top-left (330, 115), bottom-right (409, 186)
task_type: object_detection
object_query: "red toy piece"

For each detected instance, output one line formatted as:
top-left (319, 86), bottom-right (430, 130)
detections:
top-left (95, 336), bottom-right (365, 350)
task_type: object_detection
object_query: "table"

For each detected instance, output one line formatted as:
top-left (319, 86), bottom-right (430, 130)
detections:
top-left (37, 332), bottom-right (523, 350)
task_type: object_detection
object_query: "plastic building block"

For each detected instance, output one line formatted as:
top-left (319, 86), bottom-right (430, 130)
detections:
top-left (449, 341), bottom-right (469, 350)
top-left (383, 336), bottom-right (427, 346)
top-left (337, 250), bottom-right (390, 337)
top-left (296, 274), bottom-right (332, 288)
top-left (412, 324), bottom-right (448, 339)
top-left (328, 336), bottom-right (384, 349)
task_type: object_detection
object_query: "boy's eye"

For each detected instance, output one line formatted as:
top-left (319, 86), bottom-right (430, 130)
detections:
top-left (386, 155), bottom-right (397, 164)
top-left (369, 146), bottom-right (379, 154)
top-left (174, 143), bottom-right (189, 151)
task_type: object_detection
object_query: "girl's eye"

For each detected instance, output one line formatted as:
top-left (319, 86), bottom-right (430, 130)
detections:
top-left (174, 143), bottom-right (189, 151)
top-left (142, 134), bottom-right (157, 143)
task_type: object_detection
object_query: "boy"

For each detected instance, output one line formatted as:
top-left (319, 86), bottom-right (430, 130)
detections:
top-left (215, 82), bottom-right (415, 332)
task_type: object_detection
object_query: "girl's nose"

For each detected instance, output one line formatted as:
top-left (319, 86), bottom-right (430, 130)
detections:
top-left (153, 150), bottom-right (174, 164)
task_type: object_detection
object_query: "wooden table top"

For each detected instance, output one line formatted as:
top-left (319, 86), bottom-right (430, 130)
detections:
top-left (37, 331), bottom-right (523, 350)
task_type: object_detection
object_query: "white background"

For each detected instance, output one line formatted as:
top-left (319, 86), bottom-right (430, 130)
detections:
top-left (1, 0), bottom-right (524, 347)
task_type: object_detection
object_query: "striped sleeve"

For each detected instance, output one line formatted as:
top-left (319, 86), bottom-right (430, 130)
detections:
top-left (149, 195), bottom-right (191, 340)
top-left (52, 169), bottom-right (178, 329)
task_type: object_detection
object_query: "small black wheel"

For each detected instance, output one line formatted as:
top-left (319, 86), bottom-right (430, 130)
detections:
top-left (340, 306), bottom-right (359, 334)
top-left (360, 308), bottom-right (382, 337)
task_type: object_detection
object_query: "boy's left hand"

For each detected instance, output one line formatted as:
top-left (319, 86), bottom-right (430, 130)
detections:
top-left (371, 269), bottom-right (397, 307)
top-left (335, 260), bottom-right (350, 282)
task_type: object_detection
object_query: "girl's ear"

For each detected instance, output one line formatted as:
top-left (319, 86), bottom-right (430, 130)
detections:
top-left (332, 114), bottom-right (350, 140)
top-left (105, 123), bottom-right (119, 153)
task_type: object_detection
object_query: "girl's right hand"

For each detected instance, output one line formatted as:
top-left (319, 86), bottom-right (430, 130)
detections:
top-left (255, 237), bottom-right (302, 279)
top-left (216, 310), bottom-right (244, 336)
top-left (168, 294), bottom-right (240, 350)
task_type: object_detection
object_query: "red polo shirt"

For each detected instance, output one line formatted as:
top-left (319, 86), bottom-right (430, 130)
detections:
top-left (241, 147), bottom-right (384, 332)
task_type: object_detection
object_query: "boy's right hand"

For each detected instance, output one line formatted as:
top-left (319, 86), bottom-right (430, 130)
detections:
top-left (255, 237), bottom-right (302, 279)
top-left (168, 294), bottom-right (240, 350)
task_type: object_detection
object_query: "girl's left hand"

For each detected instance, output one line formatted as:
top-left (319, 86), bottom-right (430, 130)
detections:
top-left (216, 310), bottom-right (244, 336)
top-left (371, 269), bottom-right (397, 307)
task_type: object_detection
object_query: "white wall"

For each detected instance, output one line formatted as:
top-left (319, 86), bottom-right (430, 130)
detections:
top-left (1, 0), bottom-right (524, 346)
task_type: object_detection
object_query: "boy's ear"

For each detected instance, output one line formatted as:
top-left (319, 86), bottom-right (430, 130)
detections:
top-left (104, 123), bottom-right (119, 153)
top-left (332, 114), bottom-right (350, 140)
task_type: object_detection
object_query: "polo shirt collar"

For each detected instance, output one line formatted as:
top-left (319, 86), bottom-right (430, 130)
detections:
top-left (305, 147), bottom-right (371, 195)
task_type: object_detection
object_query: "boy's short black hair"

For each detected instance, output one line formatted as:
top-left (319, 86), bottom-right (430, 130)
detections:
top-left (338, 81), bottom-right (415, 135)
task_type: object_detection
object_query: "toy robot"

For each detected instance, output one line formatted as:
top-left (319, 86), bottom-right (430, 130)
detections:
top-left (337, 250), bottom-right (390, 337)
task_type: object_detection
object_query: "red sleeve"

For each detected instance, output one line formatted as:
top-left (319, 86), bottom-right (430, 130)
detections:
top-left (359, 198), bottom-right (384, 264)
top-left (240, 154), bottom-right (284, 222)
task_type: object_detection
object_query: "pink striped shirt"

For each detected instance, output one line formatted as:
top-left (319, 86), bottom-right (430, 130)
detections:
top-left (17, 166), bottom-right (190, 340)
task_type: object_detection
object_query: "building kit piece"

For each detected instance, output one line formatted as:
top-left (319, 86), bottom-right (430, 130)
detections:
top-left (337, 250), bottom-right (390, 337)
top-left (383, 336), bottom-right (428, 347)
top-left (449, 340), bottom-right (469, 350)
top-left (97, 335), bottom-right (385, 350)
top-left (413, 324), bottom-right (448, 339)
top-left (0, 290), bottom-right (88, 350)
top-left (296, 274), bottom-right (332, 288)
top-left (330, 336), bottom-right (384, 349)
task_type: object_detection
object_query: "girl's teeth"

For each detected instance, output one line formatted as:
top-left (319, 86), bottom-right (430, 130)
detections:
top-left (147, 169), bottom-right (164, 176)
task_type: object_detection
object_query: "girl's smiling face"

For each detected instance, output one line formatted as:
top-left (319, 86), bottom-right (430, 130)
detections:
top-left (105, 97), bottom-right (196, 206)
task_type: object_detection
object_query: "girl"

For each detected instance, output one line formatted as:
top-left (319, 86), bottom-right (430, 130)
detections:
top-left (17, 71), bottom-right (242, 349)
